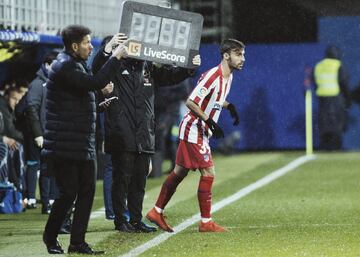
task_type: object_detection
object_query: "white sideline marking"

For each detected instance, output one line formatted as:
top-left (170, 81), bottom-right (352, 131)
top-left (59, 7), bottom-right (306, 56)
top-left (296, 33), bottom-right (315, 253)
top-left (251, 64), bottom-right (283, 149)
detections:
top-left (120, 154), bottom-right (316, 257)
top-left (90, 207), bottom-right (106, 219)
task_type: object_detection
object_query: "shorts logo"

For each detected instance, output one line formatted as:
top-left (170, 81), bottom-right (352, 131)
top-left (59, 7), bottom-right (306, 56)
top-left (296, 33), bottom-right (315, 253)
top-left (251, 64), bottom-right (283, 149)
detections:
top-left (203, 154), bottom-right (210, 162)
top-left (128, 42), bottom-right (142, 57)
top-left (198, 88), bottom-right (208, 97)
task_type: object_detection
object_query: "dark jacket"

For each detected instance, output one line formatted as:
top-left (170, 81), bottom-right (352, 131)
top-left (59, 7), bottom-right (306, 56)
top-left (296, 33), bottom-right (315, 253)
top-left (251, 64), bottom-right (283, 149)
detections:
top-left (154, 78), bottom-right (191, 116)
top-left (42, 51), bottom-right (122, 160)
top-left (92, 50), bottom-right (194, 154)
top-left (0, 96), bottom-right (23, 143)
top-left (26, 67), bottom-right (47, 138)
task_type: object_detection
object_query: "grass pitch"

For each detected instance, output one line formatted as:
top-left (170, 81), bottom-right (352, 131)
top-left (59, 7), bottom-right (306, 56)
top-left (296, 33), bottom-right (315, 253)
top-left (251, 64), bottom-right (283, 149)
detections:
top-left (1, 151), bottom-right (359, 257)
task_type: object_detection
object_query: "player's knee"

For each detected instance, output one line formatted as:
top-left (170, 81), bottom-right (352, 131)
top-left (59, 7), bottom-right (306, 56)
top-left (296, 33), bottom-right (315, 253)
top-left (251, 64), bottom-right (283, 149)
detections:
top-left (200, 167), bottom-right (215, 177)
top-left (174, 166), bottom-right (189, 178)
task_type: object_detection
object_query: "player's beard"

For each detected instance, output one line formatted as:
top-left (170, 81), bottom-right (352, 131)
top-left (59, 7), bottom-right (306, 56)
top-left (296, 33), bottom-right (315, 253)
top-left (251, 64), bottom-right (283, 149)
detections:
top-left (228, 56), bottom-right (241, 70)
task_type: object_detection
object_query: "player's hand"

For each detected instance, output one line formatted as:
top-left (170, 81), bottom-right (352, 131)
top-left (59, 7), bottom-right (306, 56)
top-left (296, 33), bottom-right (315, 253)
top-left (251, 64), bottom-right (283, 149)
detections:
top-left (192, 54), bottom-right (201, 66)
top-left (34, 136), bottom-right (44, 148)
top-left (205, 118), bottom-right (224, 138)
top-left (112, 39), bottom-right (129, 60)
top-left (101, 81), bottom-right (114, 96)
top-left (227, 103), bottom-right (240, 126)
top-left (105, 33), bottom-right (128, 53)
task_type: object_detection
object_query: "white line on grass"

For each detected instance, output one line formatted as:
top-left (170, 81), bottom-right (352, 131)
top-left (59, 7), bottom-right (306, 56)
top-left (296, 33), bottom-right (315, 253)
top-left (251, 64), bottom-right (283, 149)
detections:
top-left (90, 207), bottom-right (106, 219)
top-left (120, 154), bottom-right (316, 257)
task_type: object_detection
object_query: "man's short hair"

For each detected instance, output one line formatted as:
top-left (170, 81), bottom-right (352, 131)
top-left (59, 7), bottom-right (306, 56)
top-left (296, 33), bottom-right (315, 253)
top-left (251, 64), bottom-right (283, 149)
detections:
top-left (220, 39), bottom-right (245, 55)
top-left (61, 25), bottom-right (91, 51)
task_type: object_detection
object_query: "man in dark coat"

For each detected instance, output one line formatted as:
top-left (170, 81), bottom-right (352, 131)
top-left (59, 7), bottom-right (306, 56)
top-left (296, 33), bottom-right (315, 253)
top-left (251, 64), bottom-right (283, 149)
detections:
top-left (25, 52), bottom-right (57, 213)
top-left (42, 25), bottom-right (126, 255)
top-left (92, 33), bottom-right (201, 233)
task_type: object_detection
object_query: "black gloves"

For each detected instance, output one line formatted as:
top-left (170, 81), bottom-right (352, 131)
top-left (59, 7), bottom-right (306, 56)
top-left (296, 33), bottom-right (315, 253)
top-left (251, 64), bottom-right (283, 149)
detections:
top-left (205, 118), bottom-right (224, 138)
top-left (227, 103), bottom-right (240, 126)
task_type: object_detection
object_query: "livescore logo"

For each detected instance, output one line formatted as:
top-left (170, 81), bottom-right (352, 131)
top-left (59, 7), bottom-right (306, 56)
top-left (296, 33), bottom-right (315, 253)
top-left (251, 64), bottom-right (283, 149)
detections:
top-left (128, 41), bottom-right (186, 64)
top-left (128, 42), bottom-right (142, 57)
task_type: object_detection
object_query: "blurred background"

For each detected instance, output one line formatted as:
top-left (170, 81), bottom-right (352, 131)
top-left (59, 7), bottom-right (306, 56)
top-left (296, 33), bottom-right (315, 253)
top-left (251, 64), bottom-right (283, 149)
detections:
top-left (1, 0), bottom-right (360, 151)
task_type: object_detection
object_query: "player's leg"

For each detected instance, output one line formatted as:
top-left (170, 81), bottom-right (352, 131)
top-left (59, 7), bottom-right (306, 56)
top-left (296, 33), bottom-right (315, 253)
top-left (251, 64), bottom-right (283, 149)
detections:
top-left (146, 164), bottom-right (188, 232)
top-left (156, 164), bottom-right (189, 211)
top-left (198, 166), bottom-right (227, 232)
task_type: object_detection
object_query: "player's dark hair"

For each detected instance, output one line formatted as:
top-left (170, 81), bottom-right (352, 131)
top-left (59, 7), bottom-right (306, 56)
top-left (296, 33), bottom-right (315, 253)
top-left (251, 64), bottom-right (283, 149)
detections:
top-left (220, 39), bottom-right (245, 55)
top-left (61, 25), bottom-right (91, 51)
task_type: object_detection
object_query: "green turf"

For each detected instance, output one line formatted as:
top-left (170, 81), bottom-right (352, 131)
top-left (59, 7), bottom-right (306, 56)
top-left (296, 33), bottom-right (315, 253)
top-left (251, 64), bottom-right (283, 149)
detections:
top-left (1, 152), bottom-right (359, 257)
top-left (143, 152), bottom-right (360, 257)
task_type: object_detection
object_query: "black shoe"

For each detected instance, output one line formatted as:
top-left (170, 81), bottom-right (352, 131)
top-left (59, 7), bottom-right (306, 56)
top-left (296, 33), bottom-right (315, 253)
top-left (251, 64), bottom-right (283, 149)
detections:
top-left (42, 204), bottom-right (51, 214)
top-left (131, 221), bottom-right (157, 233)
top-left (68, 242), bottom-right (105, 255)
top-left (43, 232), bottom-right (64, 254)
top-left (115, 221), bottom-right (136, 233)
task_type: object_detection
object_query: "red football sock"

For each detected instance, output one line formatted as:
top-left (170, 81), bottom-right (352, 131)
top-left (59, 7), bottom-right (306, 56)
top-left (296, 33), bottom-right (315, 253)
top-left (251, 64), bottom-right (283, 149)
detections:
top-left (197, 176), bottom-right (214, 219)
top-left (155, 171), bottom-right (185, 209)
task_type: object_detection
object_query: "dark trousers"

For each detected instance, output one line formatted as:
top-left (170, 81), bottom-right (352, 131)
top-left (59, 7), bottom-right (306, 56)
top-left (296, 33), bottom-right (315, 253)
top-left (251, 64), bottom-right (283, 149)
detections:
top-left (103, 153), bottom-right (114, 217)
top-left (318, 96), bottom-right (345, 150)
top-left (39, 159), bottom-right (58, 205)
top-left (111, 152), bottom-right (150, 224)
top-left (24, 136), bottom-right (40, 199)
top-left (152, 113), bottom-right (177, 177)
top-left (25, 139), bottom-right (58, 203)
top-left (44, 157), bottom-right (96, 245)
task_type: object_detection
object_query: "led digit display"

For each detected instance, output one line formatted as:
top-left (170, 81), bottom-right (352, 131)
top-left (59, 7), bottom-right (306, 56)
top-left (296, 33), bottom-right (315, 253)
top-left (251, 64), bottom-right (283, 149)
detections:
top-left (144, 15), bottom-right (161, 44)
top-left (174, 21), bottom-right (191, 50)
top-left (120, 1), bottom-right (203, 68)
top-left (129, 12), bottom-right (146, 41)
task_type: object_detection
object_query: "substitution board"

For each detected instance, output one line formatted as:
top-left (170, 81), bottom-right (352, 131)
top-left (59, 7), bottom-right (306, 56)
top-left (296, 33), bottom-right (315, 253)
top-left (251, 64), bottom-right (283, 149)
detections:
top-left (119, 1), bottom-right (203, 68)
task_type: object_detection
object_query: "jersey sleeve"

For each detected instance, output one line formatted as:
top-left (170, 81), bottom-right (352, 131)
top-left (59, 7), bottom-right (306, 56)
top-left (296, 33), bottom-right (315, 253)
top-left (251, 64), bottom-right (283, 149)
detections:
top-left (188, 69), bottom-right (218, 106)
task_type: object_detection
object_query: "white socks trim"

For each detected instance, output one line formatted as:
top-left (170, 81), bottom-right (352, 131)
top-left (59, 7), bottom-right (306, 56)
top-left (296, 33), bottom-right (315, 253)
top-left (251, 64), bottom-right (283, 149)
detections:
top-left (201, 217), bottom-right (212, 223)
top-left (154, 206), bottom-right (163, 213)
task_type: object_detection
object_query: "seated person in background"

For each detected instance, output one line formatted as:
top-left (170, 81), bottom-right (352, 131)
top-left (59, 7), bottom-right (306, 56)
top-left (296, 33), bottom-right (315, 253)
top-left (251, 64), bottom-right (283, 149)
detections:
top-left (0, 86), bottom-right (25, 194)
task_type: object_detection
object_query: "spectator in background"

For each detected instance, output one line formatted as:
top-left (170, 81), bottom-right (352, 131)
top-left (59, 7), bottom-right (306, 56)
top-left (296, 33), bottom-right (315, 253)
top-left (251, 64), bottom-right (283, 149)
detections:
top-left (0, 86), bottom-right (25, 193)
top-left (313, 46), bottom-right (351, 150)
top-left (93, 35), bottom-right (116, 221)
top-left (0, 110), bottom-right (9, 183)
top-left (152, 79), bottom-right (191, 177)
top-left (24, 51), bottom-right (58, 213)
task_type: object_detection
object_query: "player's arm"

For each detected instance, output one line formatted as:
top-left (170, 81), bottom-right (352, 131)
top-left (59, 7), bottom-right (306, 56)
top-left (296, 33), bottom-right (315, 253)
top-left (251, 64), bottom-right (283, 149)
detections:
top-left (223, 100), bottom-right (240, 125)
top-left (186, 99), bottom-right (208, 121)
top-left (186, 98), bottom-right (224, 139)
top-left (61, 43), bottom-right (127, 92)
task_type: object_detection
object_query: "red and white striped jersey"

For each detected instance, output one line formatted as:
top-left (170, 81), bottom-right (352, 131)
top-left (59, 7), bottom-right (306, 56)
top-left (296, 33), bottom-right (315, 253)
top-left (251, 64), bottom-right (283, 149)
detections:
top-left (179, 64), bottom-right (233, 144)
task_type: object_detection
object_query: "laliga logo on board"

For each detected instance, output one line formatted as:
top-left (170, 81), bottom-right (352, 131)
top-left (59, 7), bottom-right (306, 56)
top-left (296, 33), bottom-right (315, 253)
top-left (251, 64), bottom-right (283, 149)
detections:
top-left (128, 42), bottom-right (142, 57)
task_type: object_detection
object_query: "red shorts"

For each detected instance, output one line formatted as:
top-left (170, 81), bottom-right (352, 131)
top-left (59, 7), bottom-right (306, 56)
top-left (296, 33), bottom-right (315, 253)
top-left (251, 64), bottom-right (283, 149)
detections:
top-left (175, 140), bottom-right (214, 170)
